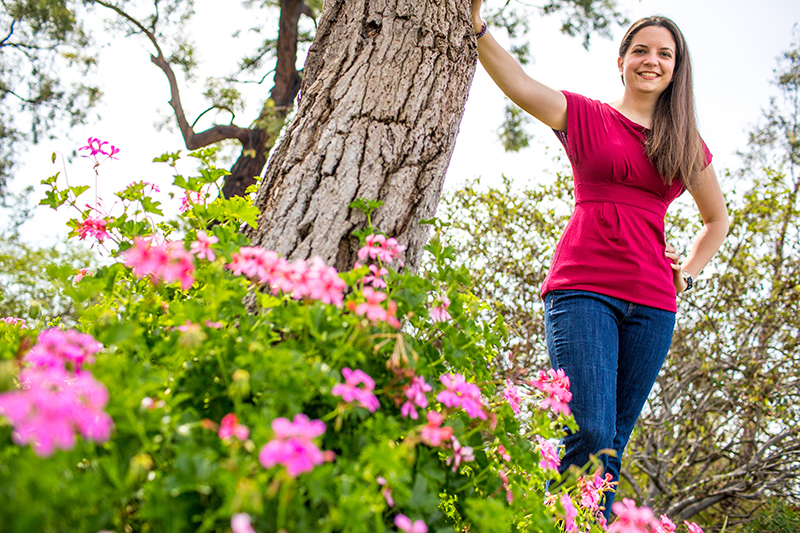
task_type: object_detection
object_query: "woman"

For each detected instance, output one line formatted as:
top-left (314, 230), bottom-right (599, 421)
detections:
top-left (470, 3), bottom-right (730, 518)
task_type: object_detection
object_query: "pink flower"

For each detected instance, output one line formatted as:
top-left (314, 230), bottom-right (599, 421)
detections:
top-left (504, 382), bottom-right (521, 414)
top-left (74, 268), bottom-right (92, 283)
top-left (608, 499), bottom-right (658, 533)
top-left (497, 444), bottom-right (511, 462)
top-left (218, 413), bottom-right (249, 441)
top-left (654, 515), bottom-right (676, 533)
top-left (684, 522), bottom-right (704, 533)
top-left (362, 263), bottom-right (389, 288)
top-left (377, 475), bottom-right (395, 507)
top-left (355, 287), bottom-right (388, 321)
top-left (429, 295), bottom-right (451, 323)
top-left (179, 190), bottom-right (203, 212)
top-left (420, 410), bottom-right (453, 447)
top-left (204, 320), bottom-right (224, 329)
top-left (331, 367), bottom-right (380, 412)
top-left (560, 493), bottom-right (579, 533)
top-left (400, 376), bottom-right (432, 420)
top-left (394, 514), bottom-right (428, 533)
top-left (436, 373), bottom-right (487, 420)
top-left (0, 366), bottom-right (113, 457)
top-left (24, 328), bottom-right (103, 371)
top-left (231, 513), bottom-right (257, 533)
top-left (499, 469), bottom-right (513, 503)
top-left (357, 234), bottom-right (407, 265)
top-left (529, 368), bottom-right (572, 416)
top-left (78, 137), bottom-right (118, 160)
top-left (306, 258), bottom-right (346, 307)
top-left (258, 414), bottom-right (328, 477)
top-left (189, 231), bottom-right (219, 261)
top-left (536, 435), bottom-right (561, 472)
top-left (76, 217), bottom-right (110, 242)
top-left (123, 237), bottom-right (195, 290)
top-left (446, 436), bottom-right (475, 472)
top-left (1, 317), bottom-right (27, 328)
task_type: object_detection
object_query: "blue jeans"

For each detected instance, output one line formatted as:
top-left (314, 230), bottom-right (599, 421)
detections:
top-left (543, 290), bottom-right (675, 518)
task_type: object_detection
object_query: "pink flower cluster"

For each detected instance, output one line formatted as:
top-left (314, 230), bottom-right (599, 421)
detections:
top-left (504, 382), bottom-right (521, 414)
top-left (607, 499), bottom-right (705, 533)
top-left (420, 411), bottom-right (453, 447)
top-left (436, 373), bottom-right (487, 420)
top-left (429, 295), bottom-right (451, 324)
top-left (24, 327), bottom-right (103, 371)
top-left (190, 231), bottom-right (218, 261)
top-left (123, 237), bottom-right (195, 290)
top-left (353, 287), bottom-right (400, 328)
top-left (76, 217), bottom-right (110, 242)
top-left (0, 329), bottom-right (113, 457)
top-left (529, 368), bottom-right (572, 416)
top-left (578, 469), bottom-right (614, 512)
top-left (445, 436), bottom-right (475, 472)
top-left (179, 190), bottom-right (204, 213)
top-left (1, 317), bottom-right (27, 328)
top-left (79, 137), bottom-right (119, 160)
top-left (332, 367), bottom-right (380, 412)
top-left (357, 234), bottom-right (406, 265)
top-left (218, 413), bottom-right (249, 441)
top-left (536, 435), bottom-right (561, 472)
top-left (228, 248), bottom-right (346, 307)
top-left (400, 376), bottom-right (432, 420)
top-left (259, 414), bottom-right (329, 477)
top-left (394, 514), bottom-right (427, 533)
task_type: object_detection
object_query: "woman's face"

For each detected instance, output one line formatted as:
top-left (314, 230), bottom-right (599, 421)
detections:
top-left (618, 25), bottom-right (677, 98)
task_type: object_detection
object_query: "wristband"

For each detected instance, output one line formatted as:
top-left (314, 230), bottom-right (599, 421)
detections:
top-left (476, 22), bottom-right (488, 39)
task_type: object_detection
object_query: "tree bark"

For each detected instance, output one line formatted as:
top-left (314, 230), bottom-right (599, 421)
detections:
top-left (247, 0), bottom-right (476, 273)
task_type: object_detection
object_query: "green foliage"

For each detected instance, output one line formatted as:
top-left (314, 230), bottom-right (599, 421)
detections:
top-left (740, 501), bottom-right (800, 533)
top-left (0, 146), bottom-right (620, 533)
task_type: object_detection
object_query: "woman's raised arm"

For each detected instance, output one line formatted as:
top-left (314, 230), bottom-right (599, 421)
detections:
top-left (472, 0), bottom-right (568, 131)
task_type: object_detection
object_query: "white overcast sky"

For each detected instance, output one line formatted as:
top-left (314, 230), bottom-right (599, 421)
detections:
top-left (11, 0), bottom-right (800, 244)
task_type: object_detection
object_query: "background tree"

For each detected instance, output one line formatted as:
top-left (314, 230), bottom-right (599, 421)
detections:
top-left (0, 0), bottom-right (99, 199)
top-left (434, 40), bottom-right (800, 530)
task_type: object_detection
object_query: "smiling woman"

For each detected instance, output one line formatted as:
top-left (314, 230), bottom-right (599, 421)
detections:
top-left (469, 1), bottom-right (730, 521)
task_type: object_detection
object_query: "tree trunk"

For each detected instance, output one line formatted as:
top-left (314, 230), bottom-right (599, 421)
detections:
top-left (247, 0), bottom-right (476, 273)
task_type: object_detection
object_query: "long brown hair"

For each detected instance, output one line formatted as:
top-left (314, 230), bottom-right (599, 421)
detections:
top-left (619, 16), bottom-right (705, 188)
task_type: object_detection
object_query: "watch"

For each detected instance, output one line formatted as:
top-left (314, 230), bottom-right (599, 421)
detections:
top-left (681, 271), bottom-right (693, 291)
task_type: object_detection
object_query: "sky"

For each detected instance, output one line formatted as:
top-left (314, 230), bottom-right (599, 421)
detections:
top-left (10, 0), bottom-right (800, 245)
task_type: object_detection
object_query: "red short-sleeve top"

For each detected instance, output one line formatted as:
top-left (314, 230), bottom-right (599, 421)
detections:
top-left (540, 91), bottom-right (712, 313)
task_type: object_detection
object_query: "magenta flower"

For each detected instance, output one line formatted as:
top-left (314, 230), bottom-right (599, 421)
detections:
top-left (578, 469), bottom-right (611, 511)
top-left (429, 294), bottom-right (451, 323)
top-left (400, 376), bottom-right (432, 420)
top-left (1, 317), bottom-right (27, 328)
top-left (0, 366), bottom-right (113, 457)
top-left (499, 469), bottom-right (513, 503)
top-left (504, 382), bottom-right (521, 414)
top-left (362, 263), bottom-right (389, 288)
top-left (179, 190), bottom-right (203, 212)
top-left (189, 231), bottom-right (219, 261)
top-left (73, 268), bottom-right (92, 284)
top-left (78, 137), bottom-right (118, 160)
top-left (497, 444), bottom-right (511, 462)
top-left (258, 413), bottom-right (328, 477)
top-left (377, 475), bottom-right (395, 507)
top-left (684, 522), bottom-right (704, 533)
top-left (446, 436), bottom-right (475, 472)
top-left (394, 514), bottom-right (428, 533)
top-left (420, 411), bottom-right (453, 447)
top-left (357, 234), bottom-right (407, 265)
top-left (608, 499), bottom-right (658, 533)
top-left (231, 513), bottom-right (257, 533)
top-left (653, 515), bottom-right (676, 533)
top-left (24, 328), bottom-right (103, 371)
top-left (436, 373), bottom-right (487, 420)
top-left (560, 493), bottom-right (579, 533)
top-left (306, 258), bottom-right (347, 307)
top-left (529, 368), bottom-right (572, 416)
top-left (355, 287), bottom-right (388, 321)
top-left (123, 237), bottom-right (195, 290)
top-left (331, 367), bottom-right (380, 412)
top-left (218, 413), bottom-right (249, 441)
top-left (536, 435), bottom-right (561, 472)
top-left (76, 217), bottom-right (110, 242)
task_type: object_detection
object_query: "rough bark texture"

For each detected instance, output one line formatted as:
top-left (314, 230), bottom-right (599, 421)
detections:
top-left (247, 0), bottom-right (476, 273)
